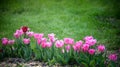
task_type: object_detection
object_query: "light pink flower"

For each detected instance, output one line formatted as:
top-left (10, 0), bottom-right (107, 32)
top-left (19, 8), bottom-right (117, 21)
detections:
top-left (84, 36), bottom-right (93, 41)
top-left (55, 40), bottom-right (64, 48)
top-left (88, 49), bottom-right (95, 55)
top-left (48, 33), bottom-right (56, 42)
top-left (26, 31), bottom-right (34, 37)
top-left (14, 32), bottom-right (20, 38)
top-left (41, 38), bottom-right (47, 43)
top-left (34, 33), bottom-right (44, 39)
top-left (85, 39), bottom-right (97, 46)
top-left (65, 45), bottom-right (71, 52)
top-left (82, 44), bottom-right (90, 52)
top-left (64, 38), bottom-right (74, 45)
top-left (14, 29), bottom-right (23, 38)
top-left (97, 45), bottom-right (105, 52)
top-left (46, 42), bottom-right (52, 48)
top-left (108, 53), bottom-right (117, 61)
top-left (2, 38), bottom-right (8, 45)
top-left (23, 38), bottom-right (30, 44)
top-left (8, 40), bottom-right (15, 45)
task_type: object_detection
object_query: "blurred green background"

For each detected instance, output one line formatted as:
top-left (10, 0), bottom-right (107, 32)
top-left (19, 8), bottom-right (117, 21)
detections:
top-left (0, 0), bottom-right (120, 50)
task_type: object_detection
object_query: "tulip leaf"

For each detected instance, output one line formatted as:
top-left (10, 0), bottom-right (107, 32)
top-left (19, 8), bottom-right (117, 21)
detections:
top-left (90, 60), bottom-right (95, 67)
top-left (81, 62), bottom-right (88, 67)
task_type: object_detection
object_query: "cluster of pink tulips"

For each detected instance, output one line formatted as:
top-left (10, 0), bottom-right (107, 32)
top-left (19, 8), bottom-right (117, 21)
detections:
top-left (0, 26), bottom-right (119, 66)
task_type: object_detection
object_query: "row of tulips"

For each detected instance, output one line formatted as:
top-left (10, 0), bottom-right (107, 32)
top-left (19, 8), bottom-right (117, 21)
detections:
top-left (0, 26), bottom-right (119, 66)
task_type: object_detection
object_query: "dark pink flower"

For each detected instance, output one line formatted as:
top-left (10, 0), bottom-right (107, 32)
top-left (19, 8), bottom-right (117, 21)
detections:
top-left (2, 38), bottom-right (8, 45)
top-left (97, 45), bottom-right (105, 52)
top-left (88, 49), bottom-right (95, 55)
top-left (82, 44), bottom-right (90, 52)
top-left (108, 53), bottom-right (117, 61)
top-left (21, 26), bottom-right (28, 33)
top-left (41, 42), bottom-right (47, 48)
top-left (73, 40), bottom-right (83, 51)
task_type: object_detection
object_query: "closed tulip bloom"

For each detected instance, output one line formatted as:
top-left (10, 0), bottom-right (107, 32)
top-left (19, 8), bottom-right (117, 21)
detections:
top-left (82, 44), bottom-right (90, 52)
top-left (73, 40), bottom-right (83, 51)
top-left (2, 38), bottom-right (8, 45)
top-left (85, 39), bottom-right (97, 46)
top-left (37, 39), bottom-right (41, 45)
top-left (64, 38), bottom-right (74, 45)
top-left (55, 40), bottom-right (64, 48)
top-left (88, 49), bottom-right (95, 55)
top-left (23, 38), bottom-right (30, 44)
top-left (97, 45), bottom-right (105, 52)
top-left (46, 42), bottom-right (52, 48)
top-left (41, 42), bottom-right (47, 48)
top-left (65, 45), bottom-right (71, 52)
top-left (21, 26), bottom-right (28, 33)
top-left (8, 40), bottom-right (15, 45)
top-left (26, 31), bottom-right (34, 37)
top-left (84, 36), bottom-right (93, 41)
top-left (108, 54), bottom-right (117, 61)
top-left (34, 33), bottom-right (44, 39)
top-left (48, 33), bottom-right (56, 42)
top-left (41, 38), bottom-right (47, 43)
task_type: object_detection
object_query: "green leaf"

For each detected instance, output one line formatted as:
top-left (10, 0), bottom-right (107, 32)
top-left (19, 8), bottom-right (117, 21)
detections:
top-left (90, 60), bottom-right (95, 67)
top-left (81, 62), bottom-right (88, 67)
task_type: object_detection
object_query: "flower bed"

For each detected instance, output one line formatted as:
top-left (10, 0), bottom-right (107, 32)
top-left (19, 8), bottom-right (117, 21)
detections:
top-left (0, 26), bottom-right (119, 66)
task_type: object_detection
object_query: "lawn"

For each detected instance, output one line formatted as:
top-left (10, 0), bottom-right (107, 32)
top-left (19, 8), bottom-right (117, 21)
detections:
top-left (0, 0), bottom-right (120, 49)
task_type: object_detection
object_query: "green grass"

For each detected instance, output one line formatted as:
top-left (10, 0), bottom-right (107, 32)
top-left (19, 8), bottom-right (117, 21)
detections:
top-left (0, 0), bottom-right (120, 50)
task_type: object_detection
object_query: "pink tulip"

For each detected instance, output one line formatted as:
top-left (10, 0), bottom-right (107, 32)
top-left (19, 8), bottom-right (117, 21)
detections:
top-left (97, 45), bottom-right (105, 52)
top-left (14, 32), bottom-right (20, 38)
top-left (55, 40), bottom-right (64, 48)
top-left (34, 33), bottom-right (44, 39)
top-left (48, 33), bottom-right (56, 42)
top-left (37, 39), bottom-right (41, 45)
top-left (8, 40), bottom-right (15, 45)
top-left (73, 40), bottom-right (83, 51)
top-left (41, 38), bottom-right (47, 43)
top-left (2, 38), bottom-right (8, 45)
top-left (82, 44), bottom-right (90, 52)
top-left (64, 38), bottom-right (74, 45)
top-left (41, 42), bottom-right (47, 48)
top-left (26, 31), bottom-right (34, 37)
top-left (88, 49), bottom-right (95, 55)
top-left (46, 42), bottom-right (52, 48)
top-left (14, 29), bottom-right (23, 38)
top-left (65, 45), bottom-right (71, 52)
top-left (23, 38), bottom-right (30, 44)
top-left (84, 36), bottom-right (93, 41)
top-left (108, 53), bottom-right (117, 61)
top-left (85, 39), bottom-right (97, 46)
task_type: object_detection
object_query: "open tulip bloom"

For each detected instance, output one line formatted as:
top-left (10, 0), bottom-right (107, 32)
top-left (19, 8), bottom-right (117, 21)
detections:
top-left (0, 26), bottom-right (119, 66)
